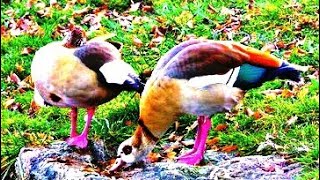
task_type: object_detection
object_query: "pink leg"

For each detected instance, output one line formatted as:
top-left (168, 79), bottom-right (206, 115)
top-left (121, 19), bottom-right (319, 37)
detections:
top-left (177, 116), bottom-right (205, 158)
top-left (66, 107), bottom-right (95, 149)
top-left (70, 107), bottom-right (78, 137)
top-left (177, 115), bottom-right (211, 165)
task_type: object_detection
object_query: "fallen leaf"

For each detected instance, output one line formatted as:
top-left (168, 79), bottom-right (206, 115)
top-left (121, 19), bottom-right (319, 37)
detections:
top-left (281, 89), bottom-right (295, 98)
top-left (240, 35), bottom-right (251, 44)
top-left (129, 2), bottom-right (141, 12)
top-left (180, 140), bottom-right (194, 147)
top-left (149, 36), bottom-right (165, 48)
top-left (246, 108), bottom-right (267, 119)
top-left (214, 124), bottom-right (228, 131)
top-left (252, 109), bottom-right (267, 120)
top-left (275, 40), bottom-right (286, 49)
top-left (15, 64), bottom-right (25, 73)
top-left (142, 5), bottom-right (153, 13)
top-left (183, 34), bottom-right (197, 41)
top-left (261, 43), bottom-right (277, 52)
top-left (206, 137), bottom-right (219, 146)
top-left (207, 4), bottom-right (217, 14)
top-left (286, 116), bottom-right (298, 126)
top-left (5, 100), bottom-right (23, 112)
top-left (256, 140), bottom-right (283, 152)
top-left (147, 152), bottom-right (161, 163)
top-left (28, 100), bottom-right (41, 117)
top-left (37, 7), bottom-right (52, 18)
top-left (133, 36), bottom-right (143, 48)
top-left (4, 99), bottom-right (15, 109)
top-left (77, 0), bottom-right (86, 4)
top-left (263, 89), bottom-right (283, 95)
top-left (50, 0), bottom-right (58, 7)
top-left (108, 158), bottom-right (116, 165)
top-left (221, 145), bottom-right (238, 152)
top-left (245, 107), bottom-right (255, 117)
top-left (73, 6), bottom-right (91, 17)
top-left (265, 105), bottom-right (275, 113)
top-left (248, 0), bottom-right (255, 10)
top-left (151, 26), bottom-right (166, 38)
top-left (26, 0), bottom-right (37, 9)
top-left (21, 47), bottom-right (34, 55)
top-left (7, 73), bottom-right (21, 84)
top-left (125, 120), bottom-right (132, 126)
top-left (283, 50), bottom-right (293, 59)
top-left (166, 151), bottom-right (176, 160)
top-left (81, 166), bottom-right (97, 172)
top-left (296, 145), bottom-right (310, 152)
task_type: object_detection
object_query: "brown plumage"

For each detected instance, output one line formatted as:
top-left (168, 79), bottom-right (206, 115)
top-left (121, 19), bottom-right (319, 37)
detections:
top-left (31, 31), bottom-right (144, 149)
top-left (110, 39), bottom-right (301, 170)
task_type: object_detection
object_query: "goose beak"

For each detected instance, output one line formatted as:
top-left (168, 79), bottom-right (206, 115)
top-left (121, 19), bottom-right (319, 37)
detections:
top-left (109, 158), bottom-right (126, 172)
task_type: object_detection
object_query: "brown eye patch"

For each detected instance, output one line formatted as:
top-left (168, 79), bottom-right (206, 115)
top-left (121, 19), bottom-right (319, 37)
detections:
top-left (122, 145), bottom-right (132, 155)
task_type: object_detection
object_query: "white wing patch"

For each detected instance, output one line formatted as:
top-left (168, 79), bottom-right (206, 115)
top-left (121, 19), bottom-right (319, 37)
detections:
top-left (99, 60), bottom-right (137, 84)
top-left (187, 67), bottom-right (240, 88)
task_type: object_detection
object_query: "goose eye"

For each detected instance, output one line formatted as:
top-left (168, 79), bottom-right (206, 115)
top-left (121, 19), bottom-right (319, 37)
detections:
top-left (122, 145), bottom-right (132, 155)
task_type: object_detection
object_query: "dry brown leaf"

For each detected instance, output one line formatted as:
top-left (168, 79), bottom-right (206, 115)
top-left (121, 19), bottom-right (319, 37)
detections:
top-left (156, 16), bottom-right (166, 23)
top-left (252, 109), bottom-right (266, 120)
top-left (147, 152), bottom-right (161, 163)
top-left (263, 89), bottom-right (283, 95)
top-left (8, 73), bottom-right (21, 84)
top-left (133, 36), bottom-right (143, 48)
top-left (183, 34), bottom-right (197, 41)
top-left (151, 26), bottom-right (166, 38)
top-left (28, 100), bottom-right (41, 117)
top-left (281, 89), bottom-right (295, 98)
top-left (21, 47), bottom-right (34, 55)
top-left (240, 35), bottom-right (251, 44)
top-left (248, 0), bottom-right (255, 10)
top-left (245, 107), bottom-right (255, 117)
top-left (214, 124), bottom-right (228, 131)
top-left (206, 137), bottom-right (219, 146)
top-left (221, 145), bottom-right (238, 152)
top-left (207, 4), bottom-right (217, 14)
top-left (15, 64), bottom-right (25, 73)
top-left (246, 108), bottom-right (267, 119)
top-left (7, 101), bottom-right (22, 112)
top-left (142, 5), bottom-right (153, 13)
top-left (77, 0), bottom-right (86, 4)
top-left (261, 43), bottom-right (277, 52)
top-left (286, 116), bottom-right (298, 126)
top-left (265, 105), bottom-right (275, 113)
top-left (50, 0), bottom-right (58, 7)
top-left (4, 99), bottom-right (15, 109)
top-left (149, 36), bottom-right (165, 48)
top-left (37, 7), bottom-right (52, 18)
top-left (166, 151), bottom-right (176, 160)
top-left (125, 120), bottom-right (132, 126)
top-left (275, 41), bottom-right (286, 49)
top-left (26, 0), bottom-right (37, 9)
top-left (81, 166), bottom-right (97, 172)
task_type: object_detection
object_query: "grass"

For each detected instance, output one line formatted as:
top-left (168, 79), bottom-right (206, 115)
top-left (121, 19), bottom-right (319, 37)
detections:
top-left (1, 0), bottom-right (319, 179)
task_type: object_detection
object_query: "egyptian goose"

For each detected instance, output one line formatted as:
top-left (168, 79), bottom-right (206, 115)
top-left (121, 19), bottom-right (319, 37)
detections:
top-left (110, 39), bottom-right (301, 170)
top-left (31, 29), bottom-right (144, 149)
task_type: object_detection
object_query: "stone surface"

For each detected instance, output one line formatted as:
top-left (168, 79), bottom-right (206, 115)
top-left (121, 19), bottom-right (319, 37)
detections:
top-left (15, 141), bottom-right (110, 180)
top-left (15, 142), bottom-right (302, 180)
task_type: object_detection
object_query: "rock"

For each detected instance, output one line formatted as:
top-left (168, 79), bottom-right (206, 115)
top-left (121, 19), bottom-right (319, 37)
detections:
top-left (15, 140), bottom-right (110, 180)
top-left (15, 142), bottom-right (302, 179)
